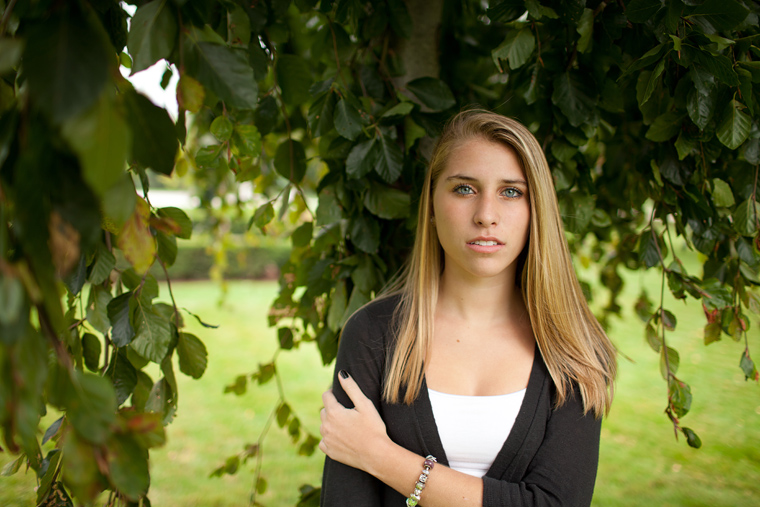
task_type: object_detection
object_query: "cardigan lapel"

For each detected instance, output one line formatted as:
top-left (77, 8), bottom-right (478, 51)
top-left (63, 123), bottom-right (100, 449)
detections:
top-left (412, 376), bottom-right (450, 467)
top-left (485, 345), bottom-right (548, 480)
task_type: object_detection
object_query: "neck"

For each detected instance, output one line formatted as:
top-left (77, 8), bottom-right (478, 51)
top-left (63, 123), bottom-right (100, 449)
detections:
top-left (436, 267), bottom-right (525, 324)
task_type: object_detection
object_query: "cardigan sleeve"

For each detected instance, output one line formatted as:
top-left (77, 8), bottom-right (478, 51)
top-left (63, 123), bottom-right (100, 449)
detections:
top-left (481, 387), bottom-right (602, 507)
top-left (320, 303), bottom-right (389, 507)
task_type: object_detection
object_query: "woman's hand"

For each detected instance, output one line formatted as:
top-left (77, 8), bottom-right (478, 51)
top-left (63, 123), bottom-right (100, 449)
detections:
top-left (319, 370), bottom-right (390, 472)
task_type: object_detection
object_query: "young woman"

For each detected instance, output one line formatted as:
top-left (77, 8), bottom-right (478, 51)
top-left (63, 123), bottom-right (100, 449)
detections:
top-left (319, 110), bottom-right (617, 506)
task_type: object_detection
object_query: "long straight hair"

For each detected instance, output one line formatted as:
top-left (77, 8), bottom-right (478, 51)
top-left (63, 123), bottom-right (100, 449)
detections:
top-left (380, 110), bottom-right (616, 417)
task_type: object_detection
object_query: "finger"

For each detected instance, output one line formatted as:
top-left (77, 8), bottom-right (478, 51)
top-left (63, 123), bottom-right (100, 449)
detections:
top-left (322, 388), bottom-right (341, 409)
top-left (336, 370), bottom-right (371, 410)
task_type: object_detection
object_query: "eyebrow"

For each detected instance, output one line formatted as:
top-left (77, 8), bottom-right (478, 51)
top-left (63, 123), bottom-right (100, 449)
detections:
top-left (445, 174), bottom-right (528, 186)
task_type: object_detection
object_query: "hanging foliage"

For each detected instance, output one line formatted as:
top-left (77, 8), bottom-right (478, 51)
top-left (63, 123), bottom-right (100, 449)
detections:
top-left (0, 0), bottom-right (759, 505)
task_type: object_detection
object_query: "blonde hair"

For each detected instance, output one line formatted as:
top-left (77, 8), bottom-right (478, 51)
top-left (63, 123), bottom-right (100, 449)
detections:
top-left (381, 110), bottom-right (616, 417)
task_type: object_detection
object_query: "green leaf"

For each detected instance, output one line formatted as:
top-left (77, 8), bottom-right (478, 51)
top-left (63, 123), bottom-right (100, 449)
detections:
top-left (127, 0), bottom-right (177, 73)
top-left (67, 371), bottom-right (117, 444)
top-left (695, 51), bottom-right (738, 87)
top-left (88, 243), bottom-right (116, 285)
top-left (276, 54), bottom-right (313, 106)
top-left (406, 77), bottom-right (456, 112)
top-left (701, 278), bottom-right (733, 310)
top-left (349, 214), bottom-right (380, 253)
top-left (626, 0), bottom-right (662, 23)
top-left (0, 38), bottom-right (23, 75)
top-left (660, 346), bottom-right (680, 380)
top-left (686, 88), bottom-right (716, 130)
top-left (364, 185), bottom-right (410, 219)
top-left (404, 115), bottom-right (426, 151)
top-left (191, 42), bottom-right (258, 109)
top-left (487, 0), bottom-right (525, 23)
top-left (105, 351), bottom-right (138, 406)
top-left (662, 309), bottom-right (677, 331)
top-left (177, 332), bottom-right (208, 379)
top-left (278, 327), bottom-right (294, 349)
top-left (576, 9), bottom-right (594, 53)
top-left (334, 99), bottom-right (364, 140)
top-left (82, 333), bottom-right (102, 372)
top-left (560, 192), bottom-right (595, 234)
top-left (734, 199), bottom-right (760, 236)
top-left (383, 102), bottom-right (414, 119)
top-left (308, 92), bottom-right (335, 138)
top-left (492, 28), bottom-right (536, 71)
top-left (674, 131), bottom-right (698, 160)
top-left (740, 349), bottom-right (758, 381)
top-left (276, 402), bottom-right (291, 427)
top-left (227, 4), bottom-right (252, 46)
top-left (327, 280), bottom-right (347, 332)
top-left (107, 434), bottom-right (149, 500)
top-left (145, 378), bottom-right (174, 419)
top-left (177, 74), bottom-right (205, 113)
top-left (640, 58), bottom-right (666, 107)
top-left (101, 174), bottom-right (138, 232)
top-left (292, 222), bottom-right (313, 248)
top-left (274, 139), bottom-right (307, 183)
top-left (317, 189), bottom-right (343, 226)
top-left (687, 0), bottom-right (749, 34)
top-left (124, 90), bottom-right (178, 175)
top-left (716, 100), bottom-right (751, 150)
top-left (108, 292), bottom-right (135, 347)
top-left (232, 124), bottom-right (262, 158)
top-left (256, 476), bottom-right (268, 495)
top-left (1, 454), bottom-right (24, 477)
top-left (61, 91), bottom-right (131, 196)
top-left (210, 116), bottom-right (234, 142)
top-left (668, 377), bottom-right (691, 417)
top-left (24, 12), bottom-right (109, 123)
top-left (0, 274), bottom-right (24, 328)
top-left (130, 304), bottom-right (172, 363)
top-left (682, 427), bottom-right (702, 449)
top-left (552, 73), bottom-right (596, 127)
top-left (638, 231), bottom-right (661, 269)
top-left (346, 138), bottom-right (380, 179)
top-left (376, 133), bottom-right (404, 183)
top-left (250, 202), bottom-right (275, 232)
top-left (704, 321), bottom-right (722, 345)
top-left (157, 207), bottom-right (192, 240)
top-left (711, 179), bottom-right (735, 207)
top-left (351, 254), bottom-right (379, 293)
top-left (646, 112), bottom-right (683, 142)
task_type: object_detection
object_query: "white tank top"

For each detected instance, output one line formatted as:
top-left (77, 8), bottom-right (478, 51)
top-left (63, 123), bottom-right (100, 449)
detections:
top-left (428, 388), bottom-right (526, 477)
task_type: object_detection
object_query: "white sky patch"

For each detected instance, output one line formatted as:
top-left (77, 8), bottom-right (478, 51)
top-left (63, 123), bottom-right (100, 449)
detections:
top-left (120, 2), bottom-right (180, 120)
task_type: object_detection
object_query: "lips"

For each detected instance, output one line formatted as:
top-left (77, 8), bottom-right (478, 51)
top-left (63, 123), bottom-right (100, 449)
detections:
top-left (467, 237), bottom-right (504, 246)
top-left (466, 237), bottom-right (504, 253)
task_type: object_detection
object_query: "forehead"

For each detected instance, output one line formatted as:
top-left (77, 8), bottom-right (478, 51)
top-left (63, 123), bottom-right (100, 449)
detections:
top-left (439, 137), bottom-right (526, 181)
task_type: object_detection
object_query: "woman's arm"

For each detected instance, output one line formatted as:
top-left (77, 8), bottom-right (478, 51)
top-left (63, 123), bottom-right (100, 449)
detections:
top-left (321, 372), bottom-right (484, 506)
top-left (320, 373), bottom-right (602, 507)
top-left (319, 307), bottom-right (385, 505)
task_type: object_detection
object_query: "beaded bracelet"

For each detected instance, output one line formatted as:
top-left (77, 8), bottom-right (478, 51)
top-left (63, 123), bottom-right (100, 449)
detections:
top-left (406, 455), bottom-right (437, 506)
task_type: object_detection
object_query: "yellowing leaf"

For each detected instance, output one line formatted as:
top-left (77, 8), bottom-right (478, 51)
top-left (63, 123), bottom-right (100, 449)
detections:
top-left (118, 197), bottom-right (155, 274)
top-left (177, 75), bottom-right (205, 113)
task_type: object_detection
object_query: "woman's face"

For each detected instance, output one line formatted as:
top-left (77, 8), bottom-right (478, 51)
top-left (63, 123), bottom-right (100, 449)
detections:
top-left (431, 137), bottom-right (530, 284)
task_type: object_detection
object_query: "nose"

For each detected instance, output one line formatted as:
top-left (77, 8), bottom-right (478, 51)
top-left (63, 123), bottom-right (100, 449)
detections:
top-left (474, 195), bottom-right (498, 226)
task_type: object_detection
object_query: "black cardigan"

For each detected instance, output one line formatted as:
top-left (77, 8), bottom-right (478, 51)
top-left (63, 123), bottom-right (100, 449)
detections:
top-left (320, 296), bottom-right (601, 507)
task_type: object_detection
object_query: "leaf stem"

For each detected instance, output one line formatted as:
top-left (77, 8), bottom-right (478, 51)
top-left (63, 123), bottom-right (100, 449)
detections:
top-left (0, 0), bottom-right (18, 37)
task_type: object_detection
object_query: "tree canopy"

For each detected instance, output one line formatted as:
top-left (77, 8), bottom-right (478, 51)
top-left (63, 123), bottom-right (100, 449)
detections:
top-left (0, 0), bottom-right (759, 505)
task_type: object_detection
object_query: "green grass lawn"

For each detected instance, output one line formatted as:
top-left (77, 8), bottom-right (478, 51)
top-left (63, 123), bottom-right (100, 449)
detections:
top-left (1, 277), bottom-right (758, 506)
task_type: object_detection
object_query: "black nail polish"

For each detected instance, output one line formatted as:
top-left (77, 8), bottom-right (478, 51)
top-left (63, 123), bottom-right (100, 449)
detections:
top-left (339, 369), bottom-right (349, 379)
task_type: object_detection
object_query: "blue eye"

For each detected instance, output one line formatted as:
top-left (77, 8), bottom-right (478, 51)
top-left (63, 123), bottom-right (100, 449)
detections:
top-left (502, 187), bottom-right (522, 198)
top-left (453, 184), bottom-right (474, 195)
